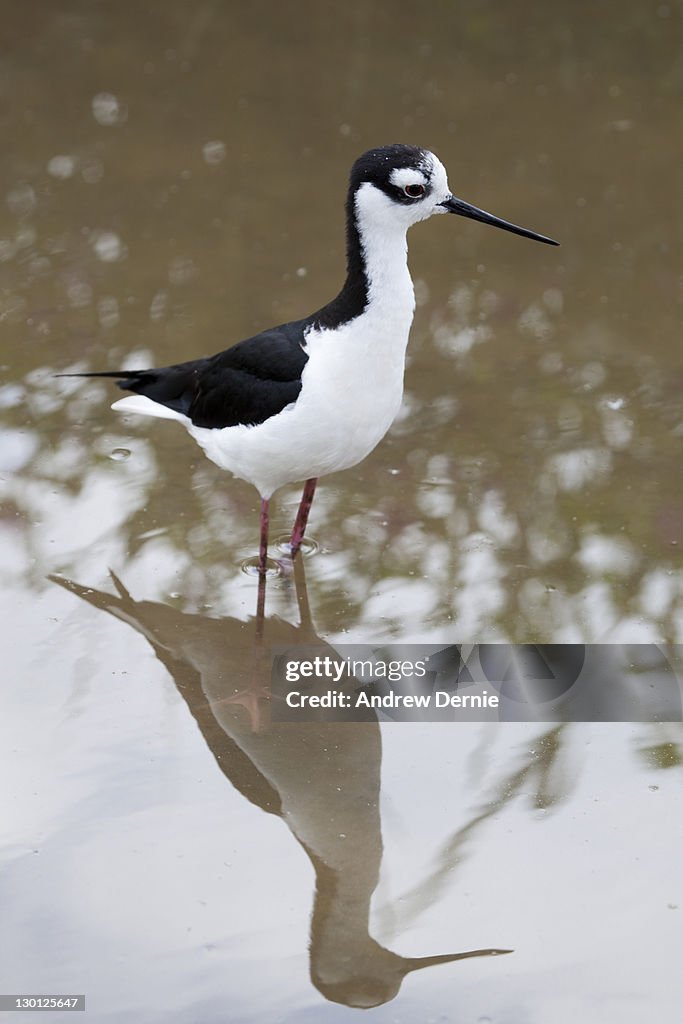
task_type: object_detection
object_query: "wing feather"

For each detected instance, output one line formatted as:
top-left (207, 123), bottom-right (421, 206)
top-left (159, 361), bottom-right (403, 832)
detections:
top-left (65, 319), bottom-right (311, 429)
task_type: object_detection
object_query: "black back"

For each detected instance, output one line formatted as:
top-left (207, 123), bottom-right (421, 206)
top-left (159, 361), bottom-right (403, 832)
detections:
top-left (113, 319), bottom-right (311, 429)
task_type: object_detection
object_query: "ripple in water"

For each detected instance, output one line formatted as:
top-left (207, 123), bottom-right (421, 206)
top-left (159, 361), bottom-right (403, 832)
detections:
top-left (240, 557), bottom-right (283, 579)
top-left (274, 535), bottom-right (319, 557)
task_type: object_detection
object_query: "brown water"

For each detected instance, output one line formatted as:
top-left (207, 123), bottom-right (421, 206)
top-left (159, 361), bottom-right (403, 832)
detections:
top-left (2, 2), bottom-right (683, 1021)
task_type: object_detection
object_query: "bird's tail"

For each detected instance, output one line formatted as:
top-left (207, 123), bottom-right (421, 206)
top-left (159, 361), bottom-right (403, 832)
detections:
top-left (56, 365), bottom-right (197, 418)
top-left (56, 370), bottom-right (153, 388)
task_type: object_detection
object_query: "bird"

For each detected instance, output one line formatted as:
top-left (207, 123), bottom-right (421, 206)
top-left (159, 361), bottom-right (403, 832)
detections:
top-left (62, 144), bottom-right (558, 574)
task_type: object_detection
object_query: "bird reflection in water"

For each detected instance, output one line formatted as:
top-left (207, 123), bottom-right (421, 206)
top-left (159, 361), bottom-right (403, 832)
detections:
top-left (51, 560), bottom-right (510, 1009)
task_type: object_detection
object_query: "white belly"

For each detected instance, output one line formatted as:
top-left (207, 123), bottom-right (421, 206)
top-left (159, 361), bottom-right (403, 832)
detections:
top-left (190, 315), bottom-right (411, 497)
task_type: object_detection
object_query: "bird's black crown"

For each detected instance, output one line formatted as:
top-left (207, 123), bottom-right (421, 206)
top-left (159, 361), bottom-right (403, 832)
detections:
top-left (349, 144), bottom-right (431, 197)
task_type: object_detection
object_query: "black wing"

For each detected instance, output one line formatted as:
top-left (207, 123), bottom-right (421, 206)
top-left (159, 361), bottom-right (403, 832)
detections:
top-left (64, 319), bottom-right (311, 430)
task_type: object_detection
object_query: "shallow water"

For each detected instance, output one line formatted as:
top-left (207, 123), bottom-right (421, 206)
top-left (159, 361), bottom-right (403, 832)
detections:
top-left (2, 2), bottom-right (682, 1021)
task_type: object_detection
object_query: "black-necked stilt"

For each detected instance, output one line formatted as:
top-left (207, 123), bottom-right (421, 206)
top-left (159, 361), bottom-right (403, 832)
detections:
top-left (63, 144), bottom-right (558, 573)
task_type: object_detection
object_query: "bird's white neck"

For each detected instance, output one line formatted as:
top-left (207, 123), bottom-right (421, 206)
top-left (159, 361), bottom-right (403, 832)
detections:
top-left (309, 181), bottom-right (416, 336)
top-left (354, 186), bottom-right (415, 324)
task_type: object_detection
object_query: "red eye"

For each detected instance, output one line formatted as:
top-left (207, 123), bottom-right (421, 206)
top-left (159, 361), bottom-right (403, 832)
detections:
top-left (404, 183), bottom-right (425, 199)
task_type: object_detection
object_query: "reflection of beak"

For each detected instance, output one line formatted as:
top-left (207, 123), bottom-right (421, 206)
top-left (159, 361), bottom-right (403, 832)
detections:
top-left (406, 946), bottom-right (513, 973)
top-left (440, 194), bottom-right (559, 246)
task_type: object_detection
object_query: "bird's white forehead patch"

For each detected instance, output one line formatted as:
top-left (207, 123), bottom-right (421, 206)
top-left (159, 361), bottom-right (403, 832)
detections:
top-left (424, 151), bottom-right (449, 198)
top-left (390, 166), bottom-right (428, 189)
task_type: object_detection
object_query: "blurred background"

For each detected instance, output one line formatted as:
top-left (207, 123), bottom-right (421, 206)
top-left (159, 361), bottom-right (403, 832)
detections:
top-left (3, 0), bottom-right (683, 638)
top-left (2, 2), bottom-right (682, 1021)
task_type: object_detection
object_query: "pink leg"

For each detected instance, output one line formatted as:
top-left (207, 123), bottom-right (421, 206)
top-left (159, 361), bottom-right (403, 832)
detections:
top-left (290, 478), bottom-right (317, 557)
top-left (258, 498), bottom-right (270, 574)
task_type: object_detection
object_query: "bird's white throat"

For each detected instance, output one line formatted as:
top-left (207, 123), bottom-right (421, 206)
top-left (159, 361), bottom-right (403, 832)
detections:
top-left (353, 181), bottom-right (416, 325)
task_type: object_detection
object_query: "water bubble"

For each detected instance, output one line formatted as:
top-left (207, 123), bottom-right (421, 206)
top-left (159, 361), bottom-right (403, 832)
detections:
top-left (202, 140), bottom-right (226, 165)
top-left (296, 267), bottom-right (308, 278)
top-left (92, 92), bottom-right (127, 126)
top-left (47, 155), bottom-right (77, 179)
top-left (93, 231), bottom-right (126, 262)
top-left (110, 448), bottom-right (131, 461)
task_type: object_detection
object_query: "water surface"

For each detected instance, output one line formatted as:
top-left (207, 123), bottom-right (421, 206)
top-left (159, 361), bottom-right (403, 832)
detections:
top-left (2, 2), bottom-right (682, 1021)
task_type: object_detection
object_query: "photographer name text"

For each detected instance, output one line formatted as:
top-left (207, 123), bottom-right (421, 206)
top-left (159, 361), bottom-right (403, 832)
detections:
top-left (285, 689), bottom-right (499, 709)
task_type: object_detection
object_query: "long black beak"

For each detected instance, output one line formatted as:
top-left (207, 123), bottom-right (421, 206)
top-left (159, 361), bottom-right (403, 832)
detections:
top-left (440, 194), bottom-right (559, 246)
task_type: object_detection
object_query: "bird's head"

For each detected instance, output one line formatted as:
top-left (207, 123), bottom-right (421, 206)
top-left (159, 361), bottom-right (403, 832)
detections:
top-left (349, 144), bottom-right (558, 245)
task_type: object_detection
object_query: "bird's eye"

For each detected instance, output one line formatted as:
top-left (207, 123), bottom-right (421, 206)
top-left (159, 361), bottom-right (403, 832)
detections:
top-left (404, 183), bottom-right (425, 199)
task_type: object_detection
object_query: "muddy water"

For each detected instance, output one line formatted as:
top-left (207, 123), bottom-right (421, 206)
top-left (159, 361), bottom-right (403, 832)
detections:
top-left (2, 2), bottom-right (682, 1021)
